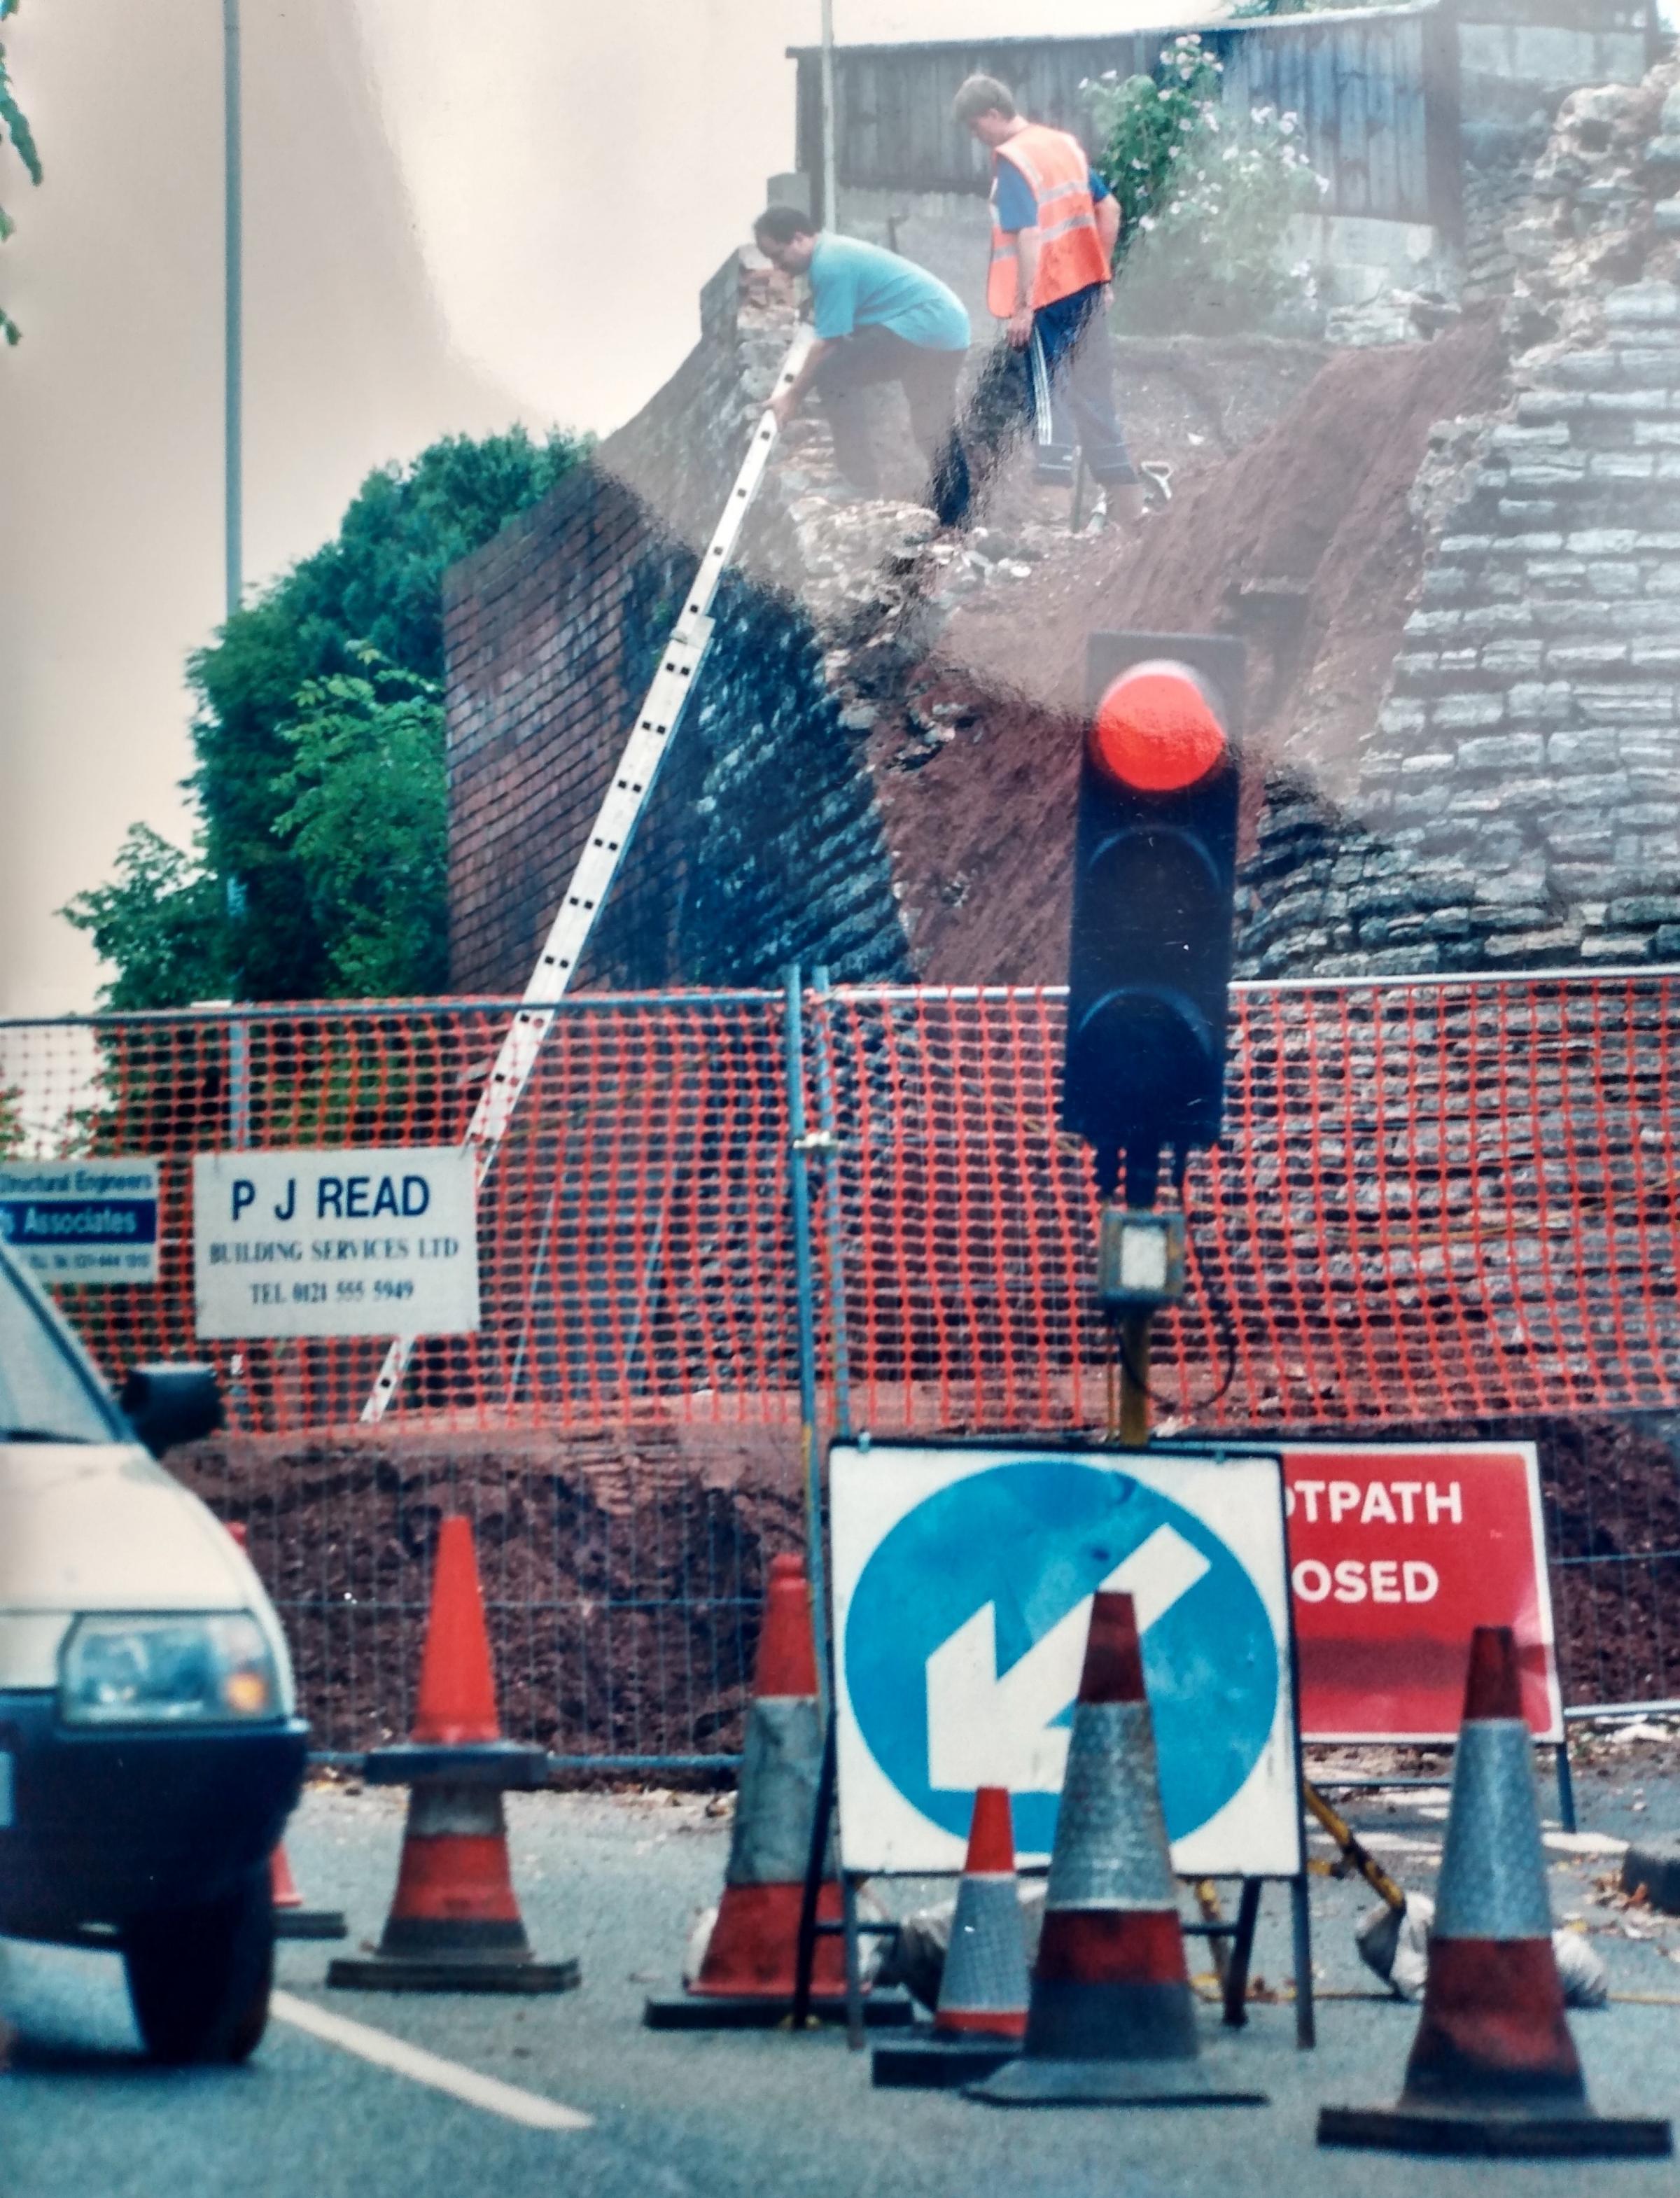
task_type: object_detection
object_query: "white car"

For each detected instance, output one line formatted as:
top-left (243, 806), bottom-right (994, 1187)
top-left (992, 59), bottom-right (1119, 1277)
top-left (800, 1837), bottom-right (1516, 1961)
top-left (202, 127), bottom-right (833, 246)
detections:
top-left (0, 1238), bottom-right (306, 2062)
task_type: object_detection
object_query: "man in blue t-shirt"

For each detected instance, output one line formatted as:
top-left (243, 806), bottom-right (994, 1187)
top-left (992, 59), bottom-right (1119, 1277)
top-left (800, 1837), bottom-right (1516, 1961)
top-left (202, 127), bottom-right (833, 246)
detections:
top-left (754, 205), bottom-right (972, 527)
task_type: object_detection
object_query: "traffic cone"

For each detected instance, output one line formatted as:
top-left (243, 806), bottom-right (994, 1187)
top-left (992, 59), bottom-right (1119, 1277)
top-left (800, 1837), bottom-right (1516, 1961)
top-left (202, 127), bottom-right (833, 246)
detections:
top-left (1320, 1626), bottom-right (1670, 2157)
top-left (223, 1520), bottom-right (348, 1940)
top-left (327, 1516), bottom-right (578, 1994)
top-left (270, 1840), bottom-right (347, 1942)
top-left (873, 1786), bottom-right (1029, 2087)
top-left (644, 1551), bottom-right (907, 2030)
top-left (969, 1592), bottom-right (1265, 2106)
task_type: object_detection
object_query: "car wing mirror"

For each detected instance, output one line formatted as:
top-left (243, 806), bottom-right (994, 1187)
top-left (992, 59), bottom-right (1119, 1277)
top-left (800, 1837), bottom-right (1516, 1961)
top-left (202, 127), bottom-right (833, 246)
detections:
top-left (120, 1364), bottom-right (225, 1458)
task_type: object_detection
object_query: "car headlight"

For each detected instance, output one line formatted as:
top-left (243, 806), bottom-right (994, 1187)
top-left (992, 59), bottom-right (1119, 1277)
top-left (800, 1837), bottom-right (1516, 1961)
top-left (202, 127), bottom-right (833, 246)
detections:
top-left (58, 1613), bottom-right (280, 1727)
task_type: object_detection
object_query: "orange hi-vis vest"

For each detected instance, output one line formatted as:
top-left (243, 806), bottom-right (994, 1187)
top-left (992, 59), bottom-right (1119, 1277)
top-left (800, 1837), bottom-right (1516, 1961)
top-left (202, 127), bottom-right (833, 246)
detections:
top-left (986, 123), bottom-right (1111, 318)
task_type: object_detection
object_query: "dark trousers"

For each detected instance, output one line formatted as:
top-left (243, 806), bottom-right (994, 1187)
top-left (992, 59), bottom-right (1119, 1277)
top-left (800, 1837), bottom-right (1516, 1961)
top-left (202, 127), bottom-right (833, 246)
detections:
top-left (812, 326), bottom-right (972, 526)
top-left (969, 282), bottom-right (1138, 489)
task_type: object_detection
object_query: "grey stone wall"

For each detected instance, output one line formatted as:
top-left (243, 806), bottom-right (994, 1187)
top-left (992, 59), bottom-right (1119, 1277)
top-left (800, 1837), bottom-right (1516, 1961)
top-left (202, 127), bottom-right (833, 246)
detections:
top-left (1239, 66), bottom-right (1680, 981)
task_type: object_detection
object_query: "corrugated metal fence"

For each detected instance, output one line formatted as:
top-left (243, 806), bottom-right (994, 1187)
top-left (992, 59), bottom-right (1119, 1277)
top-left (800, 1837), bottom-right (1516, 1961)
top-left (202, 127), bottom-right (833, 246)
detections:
top-left (792, 4), bottom-right (1464, 232)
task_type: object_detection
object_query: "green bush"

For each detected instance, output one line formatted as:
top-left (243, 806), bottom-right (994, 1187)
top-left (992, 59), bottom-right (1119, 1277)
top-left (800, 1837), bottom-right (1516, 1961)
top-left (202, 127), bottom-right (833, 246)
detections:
top-left (1086, 34), bottom-right (1328, 335)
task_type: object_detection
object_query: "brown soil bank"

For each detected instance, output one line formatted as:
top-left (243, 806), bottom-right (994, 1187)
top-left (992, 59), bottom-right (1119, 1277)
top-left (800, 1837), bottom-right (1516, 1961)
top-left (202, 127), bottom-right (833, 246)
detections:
top-left (176, 1400), bottom-right (1675, 1756)
top-left (879, 317), bottom-right (1510, 985)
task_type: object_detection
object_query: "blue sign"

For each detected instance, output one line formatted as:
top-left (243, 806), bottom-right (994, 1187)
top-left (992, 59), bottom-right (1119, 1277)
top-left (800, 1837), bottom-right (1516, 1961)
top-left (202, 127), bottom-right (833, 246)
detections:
top-left (0, 1159), bottom-right (161, 1284)
top-left (841, 1453), bottom-right (1284, 1863)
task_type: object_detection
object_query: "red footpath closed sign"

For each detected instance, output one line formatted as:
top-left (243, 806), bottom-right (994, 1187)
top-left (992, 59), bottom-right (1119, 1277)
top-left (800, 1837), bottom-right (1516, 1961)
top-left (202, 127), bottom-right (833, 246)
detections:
top-left (1284, 1443), bottom-right (1562, 1743)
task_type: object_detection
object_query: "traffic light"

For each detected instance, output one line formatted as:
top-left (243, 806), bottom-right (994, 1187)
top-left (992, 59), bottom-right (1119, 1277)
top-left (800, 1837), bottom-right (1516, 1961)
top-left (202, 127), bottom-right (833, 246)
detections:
top-left (1062, 633), bottom-right (1244, 1207)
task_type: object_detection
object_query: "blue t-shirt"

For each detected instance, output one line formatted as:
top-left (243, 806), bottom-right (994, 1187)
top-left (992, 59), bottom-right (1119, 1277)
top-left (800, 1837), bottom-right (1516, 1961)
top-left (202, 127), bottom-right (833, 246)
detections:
top-left (993, 158), bottom-right (1111, 234)
top-left (808, 234), bottom-right (971, 352)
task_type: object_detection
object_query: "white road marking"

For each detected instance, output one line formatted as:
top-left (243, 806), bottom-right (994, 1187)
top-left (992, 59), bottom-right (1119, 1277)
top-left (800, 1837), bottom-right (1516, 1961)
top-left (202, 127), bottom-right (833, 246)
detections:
top-left (271, 1990), bottom-right (593, 2132)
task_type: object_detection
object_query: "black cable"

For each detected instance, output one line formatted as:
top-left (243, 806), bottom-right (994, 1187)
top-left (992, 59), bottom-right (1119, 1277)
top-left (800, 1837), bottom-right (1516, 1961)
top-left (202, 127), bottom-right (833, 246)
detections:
top-left (1110, 1219), bottom-right (1240, 1415)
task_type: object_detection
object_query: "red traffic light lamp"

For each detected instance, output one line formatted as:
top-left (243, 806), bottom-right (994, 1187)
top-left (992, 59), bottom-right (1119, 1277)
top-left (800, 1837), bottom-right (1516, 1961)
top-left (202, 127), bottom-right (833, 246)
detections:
top-left (1063, 635), bottom-right (1244, 1210)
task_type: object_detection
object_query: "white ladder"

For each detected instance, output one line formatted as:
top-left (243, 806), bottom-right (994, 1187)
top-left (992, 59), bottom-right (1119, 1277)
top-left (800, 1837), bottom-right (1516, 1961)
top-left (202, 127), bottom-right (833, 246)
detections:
top-left (360, 326), bottom-right (815, 1423)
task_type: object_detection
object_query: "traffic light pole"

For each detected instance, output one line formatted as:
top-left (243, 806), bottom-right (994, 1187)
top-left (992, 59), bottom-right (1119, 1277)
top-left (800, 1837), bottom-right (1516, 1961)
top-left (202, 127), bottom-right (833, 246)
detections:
top-left (1114, 1308), bottom-right (1152, 1448)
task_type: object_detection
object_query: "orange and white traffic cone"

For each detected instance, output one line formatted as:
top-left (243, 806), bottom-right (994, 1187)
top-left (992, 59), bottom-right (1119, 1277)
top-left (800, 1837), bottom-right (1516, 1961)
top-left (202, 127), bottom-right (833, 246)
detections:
top-left (224, 1520), bottom-right (347, 1940)
top-left (873, 1786), bottom-right (1029, 2087)
top-left (270, 1840), bottom-right (347, 1942)
top-left (970, 1591), bottom-right (1264, 2106)
top-left (327, 1516), bottom-right (578, 1994)
top-left (1320, 1626), bottom-right (1670, 2157)
top-left (645, 1551), bottom-right (905, 2029)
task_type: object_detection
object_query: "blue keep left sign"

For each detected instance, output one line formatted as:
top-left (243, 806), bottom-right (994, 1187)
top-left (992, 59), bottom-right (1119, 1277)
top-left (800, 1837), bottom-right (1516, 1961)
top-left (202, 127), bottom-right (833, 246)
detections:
top-left (830, 1441), bottom-right (1301, 1879)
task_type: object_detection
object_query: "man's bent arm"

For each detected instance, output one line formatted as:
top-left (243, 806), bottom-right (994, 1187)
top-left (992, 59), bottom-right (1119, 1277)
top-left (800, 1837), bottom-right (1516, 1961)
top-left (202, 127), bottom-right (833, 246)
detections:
top-left (771, 335), bottom-right (839, 426)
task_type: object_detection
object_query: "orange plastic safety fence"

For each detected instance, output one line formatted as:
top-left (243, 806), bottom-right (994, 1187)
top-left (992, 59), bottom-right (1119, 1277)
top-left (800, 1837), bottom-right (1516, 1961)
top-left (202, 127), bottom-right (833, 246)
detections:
top-left (0, 997), bottom-right (802, 1434)
top-left (2, 972), bottom-right (1677, 1436)
top-left (816, 976), bottom-right (1680, 1431)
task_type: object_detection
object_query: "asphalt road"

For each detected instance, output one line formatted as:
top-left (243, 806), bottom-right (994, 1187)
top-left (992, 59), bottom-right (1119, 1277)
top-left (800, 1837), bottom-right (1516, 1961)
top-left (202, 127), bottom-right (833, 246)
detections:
top-left (4, 1751), bottom-right (1680, 2198)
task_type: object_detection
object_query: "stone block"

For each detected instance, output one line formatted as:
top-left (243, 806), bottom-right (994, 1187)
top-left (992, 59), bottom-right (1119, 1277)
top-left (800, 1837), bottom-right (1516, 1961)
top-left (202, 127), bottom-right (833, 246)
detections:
top-left (1581, 933), bottom-right (1655, 962)
top-left (1455, 732), bottom-right (1544, 772)
top-left (1547, 729), bottom-right (1623, 771)
top-left (1481, 927), bottom-right (1584, 964)
top-left (1606, 284), bottom-right (1680, 328)
top-left (1588, 453), bottom-right (1657, 481)
top-left (1576, 685), bottom-right (1676, 724)
top-left (1506, 462), bottom-right (1589, 489)
top-left (1378, 697), bottom-right (1429, 736)
top-left (1399, 750), bottom-right (1457, 777)
top-left (1481, 640), bottom-right (1546, 678)
top-left (1607, 895), bottom-right (1680, 925)
top-left (1461, 606), bottom-right (1537, 638)
top-left (1565, 529), bottom-right (1639, 557)
top-left (1636, 420), bottom-right (1680, 447)
top-left (1490, 421), bottom-right (1572, 451)
top-left (1422, 566), bottom-right (1470, 602)
top-left (1550, 352), bottom-right (1620, 388)
top-left (1435, 692), bottom-right (1508, 732)
top-left (1508, 682), bottom-right (1574, 727)
top-left (1545, 642), bottom-right (1629, 672)
top-left (1587, 388), bottom-right (1680, 415)
top-left (1657, 925), bottom-right (1680, 958)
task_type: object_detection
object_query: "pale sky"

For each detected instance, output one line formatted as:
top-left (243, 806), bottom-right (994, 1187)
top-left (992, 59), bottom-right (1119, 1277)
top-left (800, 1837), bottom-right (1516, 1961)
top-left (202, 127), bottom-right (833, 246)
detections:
top-left (0, 0), bottom-right (1214, 1016)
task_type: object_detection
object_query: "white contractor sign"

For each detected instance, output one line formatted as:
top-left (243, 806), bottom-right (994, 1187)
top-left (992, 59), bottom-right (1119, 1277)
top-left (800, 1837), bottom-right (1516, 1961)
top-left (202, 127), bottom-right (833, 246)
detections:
top-left (193, 1149), bottom-right (479, 1339)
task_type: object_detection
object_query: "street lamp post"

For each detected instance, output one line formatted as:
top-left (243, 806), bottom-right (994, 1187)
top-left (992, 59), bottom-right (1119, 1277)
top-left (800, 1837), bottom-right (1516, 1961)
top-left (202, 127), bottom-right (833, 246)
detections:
top-left (223, 0), bottom-right (242, 620)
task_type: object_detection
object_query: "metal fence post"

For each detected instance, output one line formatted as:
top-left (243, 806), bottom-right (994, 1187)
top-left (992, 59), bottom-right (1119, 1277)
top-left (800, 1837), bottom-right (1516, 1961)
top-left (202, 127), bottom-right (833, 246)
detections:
top-left (784, 965), bottom-right (831, 1712)
top-left (811, 967), bottom-right (853, 1442)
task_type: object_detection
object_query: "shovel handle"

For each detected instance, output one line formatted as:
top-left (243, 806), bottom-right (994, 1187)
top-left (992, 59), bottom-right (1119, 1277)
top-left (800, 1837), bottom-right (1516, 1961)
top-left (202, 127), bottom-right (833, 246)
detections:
top-left (1302, 1779), bottom-right (1407, 1913)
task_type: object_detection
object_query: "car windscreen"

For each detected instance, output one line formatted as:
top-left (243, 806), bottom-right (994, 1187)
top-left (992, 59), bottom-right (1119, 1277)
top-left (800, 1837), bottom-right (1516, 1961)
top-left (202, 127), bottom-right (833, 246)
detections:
top-left (0, 1244), bottom-right (126, 1444)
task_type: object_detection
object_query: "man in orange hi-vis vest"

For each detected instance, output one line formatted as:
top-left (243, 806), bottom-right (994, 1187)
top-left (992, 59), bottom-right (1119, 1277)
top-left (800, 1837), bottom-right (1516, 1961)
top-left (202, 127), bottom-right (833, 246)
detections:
top-left (952, 73), bottom-right (1144, 526)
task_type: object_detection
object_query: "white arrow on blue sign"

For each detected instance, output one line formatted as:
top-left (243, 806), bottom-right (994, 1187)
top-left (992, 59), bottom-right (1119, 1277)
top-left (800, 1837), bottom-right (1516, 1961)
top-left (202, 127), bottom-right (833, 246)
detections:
top-left (830, 1443), bottom-right (1302, 1878)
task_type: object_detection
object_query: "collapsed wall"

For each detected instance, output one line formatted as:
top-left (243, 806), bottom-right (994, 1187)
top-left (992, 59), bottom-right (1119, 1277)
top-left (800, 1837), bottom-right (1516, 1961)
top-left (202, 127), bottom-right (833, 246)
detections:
top-left (1245, 62), bottom-right (1680, 978)
top-left (445, 264), bottom-right (911, 995)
